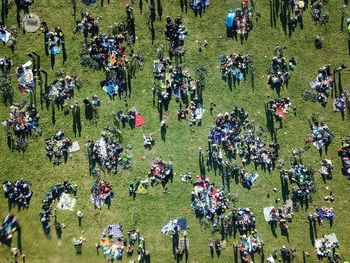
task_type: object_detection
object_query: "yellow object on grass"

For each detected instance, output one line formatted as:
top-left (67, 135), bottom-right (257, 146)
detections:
top-left (136, 184), bottom-right (148, 195)
top-left (100, 238), bottom-right (111, 247)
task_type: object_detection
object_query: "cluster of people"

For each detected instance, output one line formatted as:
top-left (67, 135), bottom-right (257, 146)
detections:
top-left (311, 0), bottom-right (329, 24)
top-left (148, 159), bottom-right (174, 192)
top-left (235, 208), bottom-right (256, 234)
top-left (2, 180), bottom-right (33, 209)
top-left (15, 61), bottom-right (34, 93)
top-left (268, 98), bottom-right (291, 120)
top-left (73, 12), bottom-right (99, 40)
top-left (6, 105), bottom-right (39, 139)
top-left (15, 0), bottom-right (33, 12)
top-left (280, 164), bottom-right (315, 209)
top-left (225, 5), bottom-right (254, 41)
top-left (236, 232), bottom-right (263, 262)
top-left (153, 58), bottom-right (168, 80)
top-left (338, 136), bottom-right (350, 177)
top-left (171, 66), bottom-right (194, 103)
top-left (91, 180), bottom-right (114, 209)
top-left (181, 98), bottom-right (204, 126)
top-left (45, 26), bottom-right (65, 55)
top-left (116, 107), bottom-right (145, 129)
top-left (333, 94), bottom-right (347, 114)
top-left (88, 33), bottom-right (127, 70)
top-left (50, 181), bottom-right (78, 199)
top-left (191, 176), bottom-right (229, 224)
top-left (0, 214), bottom-right (17, 241)
top-left (315, 234), bottom-right (339, 260)
top-left (143, 134), bottom-right (155, 148)
top-left (96, 227), bottom-right (148, 261)
top-left (0, 56), bottom-right (12, 74)
top-left (311, 121), bottom-right (334, 154)
top-left (39, 181), bottom-right (77, 236)
top-left (45, 130), bottom-right (72, 165)
top-left (320, 159), bottom-right (334, 180)
top-left (86, 132), bottom-right (126, 174)
top-left (308, 65), bottom-right (333, 107)
top-left (207, 107), bottom-right (278, 172)
top-left (165, 16), bottom-right (187, 54)
top-left (46, 75), bottom-right (80, 107)
top-left (267, 46), bottom-right (296, 93)
top-left (0, 23), bottom-right (16, 49)
top-left (316, 207), bottom-right (335, 221)
top-left (219, 52), bottom-right (251, 82)
top-left (265, 206), bottom-right (293, 235)
top-left (238, 168), bottom-right (258, 189)
top-left (190, 0), bottom-right (209, 14)
top-left (42, 25), bottom-right (67, 68)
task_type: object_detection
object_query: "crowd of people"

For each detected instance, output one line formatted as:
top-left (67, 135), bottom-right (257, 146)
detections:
top-left (0, 214), bottom-right (18, 241)
top-left (315, 234), bottom-right (339, 260)
top-left (91, 180), bottom-right (114, 209)
top-left (46, 75), bottom-right (81, 108)
top-left (73, 11), bottom-right (100, 40)
top-left (43, 25), bottom-right (66, 69)
top-left (190, 0), bottom-right (209, 14)
top-left (6, 105), bottom-right (39, 139)
top-left (1, 0), bottom-right (349, 261)
top-left (207, 107), bottom-right (278, 173)
top-left (15, 61), bottom-right (34, 93)
top-left (236, 232), bottom-right (263, 262)
top-left (45, 130), bottom-right (72, 165)
top-left (86, 131), bottom-right (127, 174)
top-left (148, 158), bottom-right (174, 192)
top-left (225, 5), bottom-right (254, 41)
top-left (236, 208), bottom-right (255, 235)
top-left (191, 176), bottom-right (229, 226)
top-left (96, 227), bottom-right (149, 261)
top-left (39, 181), bottom-right (78, 237)
top-left (165, 16), bottom-right (187, 58)
top-left (0, 56), bottom-right (12, 74)
top-left (0, 23), bottom-right (16, 50)
top-left (338, 136), bottom-right (350, 177)
top-left (2, 180), bottom-right (33, 209)
top-left (267, 46), bottom-right (296, 95)
top-left (310, 121), bottom-right (334, 155)
top-left (320, 159), bottom-right (334, 181)
top-left (219, 52), bottom-right (251, 83)
top-left (308, 64), bottom-right (333, 107)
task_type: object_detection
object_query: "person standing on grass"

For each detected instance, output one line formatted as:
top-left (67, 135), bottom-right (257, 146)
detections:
top-left (77, 211), bottom-right (83, 227)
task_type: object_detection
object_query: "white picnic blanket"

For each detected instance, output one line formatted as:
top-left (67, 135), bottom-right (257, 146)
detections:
top-left (68, 141), bottom-right (80, 153)
top-left (56, 193), bottom-right (76, 211)
top-left (263, 206), bottom-right (275, 222)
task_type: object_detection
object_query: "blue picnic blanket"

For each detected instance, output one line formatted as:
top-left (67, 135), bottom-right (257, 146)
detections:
top-left (81, 0), bottom-right (96, 5)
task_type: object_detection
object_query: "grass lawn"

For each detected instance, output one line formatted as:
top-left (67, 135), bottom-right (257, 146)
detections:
top-left (1, 0), bottom-right (350, 262)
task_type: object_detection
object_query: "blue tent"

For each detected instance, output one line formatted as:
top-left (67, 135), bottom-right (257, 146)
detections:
top-left (226, 10), bottom-right (235, 28)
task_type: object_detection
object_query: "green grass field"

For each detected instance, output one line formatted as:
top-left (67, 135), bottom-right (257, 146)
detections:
top-left (1, 0), bottom-right (350, 262)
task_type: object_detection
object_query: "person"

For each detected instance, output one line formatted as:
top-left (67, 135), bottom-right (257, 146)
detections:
top-left (77, 211), bottom-right (83, 227)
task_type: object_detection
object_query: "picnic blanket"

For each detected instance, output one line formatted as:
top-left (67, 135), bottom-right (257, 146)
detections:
top-left (317, 207), bottom-right (336, 220)
top-left (81, 0), bottom-right (97, 5)
top-left (135, 114), bottom-right (145, 127)
top-left (107, 224), bottom-right (123, 238)
top-left (56, 193), bottom-right (76, 211)
top-left (161, 218), bottom-right (187, 235)
top-left (0, 31), bottom-right (10, 43)
top-left (315, 233), bottom-right (339, 255)
top-left (91, 195), bottom-right (104, 209)
top-left (248, 173), bottom-right (259, 183)
top-left (68, 141), bottom-right (80, 153)
top-left (263, 206), bottom-right (275, 222)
